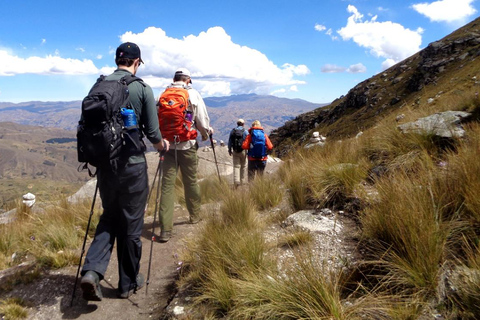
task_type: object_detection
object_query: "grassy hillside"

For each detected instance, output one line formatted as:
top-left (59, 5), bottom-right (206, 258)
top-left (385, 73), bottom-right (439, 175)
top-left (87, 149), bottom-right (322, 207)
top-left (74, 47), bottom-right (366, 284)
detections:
top-left (0, 122), bottom-right (87, 209)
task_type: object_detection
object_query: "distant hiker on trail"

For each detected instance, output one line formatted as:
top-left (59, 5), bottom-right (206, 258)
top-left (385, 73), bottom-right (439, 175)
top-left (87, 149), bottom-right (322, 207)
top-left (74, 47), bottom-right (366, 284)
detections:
top-left (242, 120), bottom-right (273, 182)
top-left (157, 68), bottom-right (213, 243)
top-left (228, 118), bottom-right (248, 188)
top-left (80, 42), bottom-right (169, 301)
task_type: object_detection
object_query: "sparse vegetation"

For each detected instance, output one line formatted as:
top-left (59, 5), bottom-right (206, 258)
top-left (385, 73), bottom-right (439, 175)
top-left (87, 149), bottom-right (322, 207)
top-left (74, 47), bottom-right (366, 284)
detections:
top-left (4, 18), bottom-right (480, 319)
top-left (248, 175), bottom-right (283, 211)
top-left (177, 92), bottom-right (480, 318)
top-left (0, 197), bottom-right (101, 271)
top-left (0, 297), bottom-right (28, 320)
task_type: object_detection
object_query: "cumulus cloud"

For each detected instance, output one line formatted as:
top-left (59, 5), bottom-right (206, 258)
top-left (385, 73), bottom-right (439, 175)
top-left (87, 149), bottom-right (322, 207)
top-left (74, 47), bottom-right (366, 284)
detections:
top-left (120, 27), bottom-right (310, 95)
top-left (315, 24), bottom-right (327, 32)
top-left (412, 0), bottom-right (477, 23)
top-left (338, 5), bottom-right (423, 68)
top-left (321, 64), bottom-right (347, 73)
top-left (120, 26), bottom-right (309, 96)
top-left (0, 50), bottom-right (99, 76)
top-left (0, 27), bottom-right (308, 97)
top-left (346, 63), bottom-right (367, 73)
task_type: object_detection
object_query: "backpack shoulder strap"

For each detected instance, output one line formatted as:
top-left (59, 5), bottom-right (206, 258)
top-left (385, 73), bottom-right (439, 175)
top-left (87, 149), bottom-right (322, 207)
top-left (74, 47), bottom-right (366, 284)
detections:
top-left (122, 74), bottom-right (146, 87)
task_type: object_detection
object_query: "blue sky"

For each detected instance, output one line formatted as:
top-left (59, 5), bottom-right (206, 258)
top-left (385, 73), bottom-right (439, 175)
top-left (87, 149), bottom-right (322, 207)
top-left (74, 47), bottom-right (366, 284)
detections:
top-left (0, 0), bottom-right (477, 104)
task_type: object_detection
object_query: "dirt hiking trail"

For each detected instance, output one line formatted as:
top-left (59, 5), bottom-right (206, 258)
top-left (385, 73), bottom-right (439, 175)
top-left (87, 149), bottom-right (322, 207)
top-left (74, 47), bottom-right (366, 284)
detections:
top-left (0, 148), bottom-right (237, 320)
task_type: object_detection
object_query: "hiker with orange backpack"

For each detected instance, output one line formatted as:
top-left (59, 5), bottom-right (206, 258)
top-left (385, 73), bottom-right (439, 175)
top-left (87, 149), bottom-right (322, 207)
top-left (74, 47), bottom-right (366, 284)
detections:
top-left (242, 120), bottom-right (273, 182)
top-left (156, 68), bottom-right (213, 243)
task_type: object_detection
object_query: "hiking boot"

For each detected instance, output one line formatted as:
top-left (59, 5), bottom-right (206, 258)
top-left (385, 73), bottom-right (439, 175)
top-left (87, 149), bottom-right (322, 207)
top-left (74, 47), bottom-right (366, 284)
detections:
top-left (189, 216), bottom-right (201, 224)
top-left (80, 271), bottom-right (103, 301)
top-left (158, 230), bottom-right (172, 243)
top-left (118, 273), bottom-right (145, 299)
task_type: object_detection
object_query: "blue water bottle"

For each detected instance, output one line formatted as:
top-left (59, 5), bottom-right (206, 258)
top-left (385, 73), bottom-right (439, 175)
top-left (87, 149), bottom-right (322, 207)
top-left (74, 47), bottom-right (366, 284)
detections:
top-left (121, 108), bottom-right (137, 129)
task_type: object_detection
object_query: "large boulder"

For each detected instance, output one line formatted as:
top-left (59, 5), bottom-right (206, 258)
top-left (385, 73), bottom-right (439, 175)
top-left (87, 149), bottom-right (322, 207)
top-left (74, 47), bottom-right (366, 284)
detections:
top-left (397, 111), bottom-right (471, 138)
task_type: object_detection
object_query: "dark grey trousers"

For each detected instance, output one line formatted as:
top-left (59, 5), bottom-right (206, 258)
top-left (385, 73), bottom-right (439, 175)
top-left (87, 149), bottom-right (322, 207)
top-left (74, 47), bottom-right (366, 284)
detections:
top-left (82, 161), bottom-right (148, 294)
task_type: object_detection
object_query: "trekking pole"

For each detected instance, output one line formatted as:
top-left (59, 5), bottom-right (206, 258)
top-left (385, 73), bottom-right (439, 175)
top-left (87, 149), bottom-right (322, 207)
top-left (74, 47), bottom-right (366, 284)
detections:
top-left (146, 150), bottom-right (165, 295)
top-left (70, 179), bottom-right (99, 307)
top-left (209, 133), bottom-right (222, 182)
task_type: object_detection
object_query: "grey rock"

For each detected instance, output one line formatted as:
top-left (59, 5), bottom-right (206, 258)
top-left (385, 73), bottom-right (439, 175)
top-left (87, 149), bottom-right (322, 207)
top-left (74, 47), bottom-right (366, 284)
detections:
top-left (397, 111), bottom-right (471, 138)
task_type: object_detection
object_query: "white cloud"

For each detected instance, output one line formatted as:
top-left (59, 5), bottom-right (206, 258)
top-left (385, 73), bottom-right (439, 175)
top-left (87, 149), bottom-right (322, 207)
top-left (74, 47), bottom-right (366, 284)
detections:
top-left (346, 63), bottom-right (367, 73)
top-left (0, 50), bottom-right (99, 76)
top-left (76, 47), bottom-right (85, 53)
top-left (321, 64), bottom-right (347, 73)
top-left (315, 24), bottom-right (327, 32)
top-left (120, 26), bottom-right (309, 96)
top-left (41, 39), bottom-right (46, 45)
top-left (338, 5), bottom-right (423, 66)
top-left (321, 62), bottom-right (367, 74)
top-left (382, 58), bottom-right (397, 70)
top-left (290, 85), bottom-right (298, 92)
top-left (412, 0), bottom-right (477, 23)
top-left (271, 88), bottom-right (286, 95)
top-left (96, 54), bottom-right (103, 59)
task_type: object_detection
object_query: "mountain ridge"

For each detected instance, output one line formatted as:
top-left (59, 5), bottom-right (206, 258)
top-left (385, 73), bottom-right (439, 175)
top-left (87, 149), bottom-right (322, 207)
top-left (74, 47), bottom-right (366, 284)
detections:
top-left (271, 16), bottom-right (480, 156)
top-left (0, 94), bottom-right (326, 142)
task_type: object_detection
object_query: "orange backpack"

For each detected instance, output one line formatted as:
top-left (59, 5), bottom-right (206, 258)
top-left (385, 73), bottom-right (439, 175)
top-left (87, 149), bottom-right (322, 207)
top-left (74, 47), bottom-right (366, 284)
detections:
top-left (157, 87), bottom-right (198, 143)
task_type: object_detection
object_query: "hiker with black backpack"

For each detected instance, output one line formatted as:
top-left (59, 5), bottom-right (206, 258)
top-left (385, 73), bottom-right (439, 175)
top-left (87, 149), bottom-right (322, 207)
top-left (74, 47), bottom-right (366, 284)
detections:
top-left (228, 118), bottom-right (248, 188)
top-left (157, 68), bottom-right (213, 243)
top-left (78, 42), bottom-right (169, 301)
top-left (242, 120), bottom-right (273, 182)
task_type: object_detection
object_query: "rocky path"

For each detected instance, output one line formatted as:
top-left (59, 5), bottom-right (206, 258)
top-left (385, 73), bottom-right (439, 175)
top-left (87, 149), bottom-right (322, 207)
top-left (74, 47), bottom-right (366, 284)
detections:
top-left (0, 148), bottom-right (288, 319)
top-left (1, 205), bottom-right (196, 320)
top-left (0, 150), bottom-right (231, 320)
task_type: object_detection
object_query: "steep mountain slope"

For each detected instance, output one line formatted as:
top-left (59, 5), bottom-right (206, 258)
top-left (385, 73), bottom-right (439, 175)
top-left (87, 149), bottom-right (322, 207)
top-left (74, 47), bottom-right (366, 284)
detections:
top-left (271, 17), bottom-right (480, 156)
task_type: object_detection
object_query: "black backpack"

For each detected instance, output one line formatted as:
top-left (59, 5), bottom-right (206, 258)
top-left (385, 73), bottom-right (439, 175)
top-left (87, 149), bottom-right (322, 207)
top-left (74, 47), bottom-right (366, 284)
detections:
top-left (231, 127), bottom-right (245, 153)
top-left (77, 74), bottom-right (144, 174)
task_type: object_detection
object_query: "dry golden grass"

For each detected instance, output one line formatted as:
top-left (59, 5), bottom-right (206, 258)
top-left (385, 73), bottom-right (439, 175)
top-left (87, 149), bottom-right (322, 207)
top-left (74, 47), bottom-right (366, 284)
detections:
top-left (248, 175), bottom-right (283, 211)
top-left (0, 297), bottom-right (28, 320)
top-left (0, 197), bottom-right (101, 271)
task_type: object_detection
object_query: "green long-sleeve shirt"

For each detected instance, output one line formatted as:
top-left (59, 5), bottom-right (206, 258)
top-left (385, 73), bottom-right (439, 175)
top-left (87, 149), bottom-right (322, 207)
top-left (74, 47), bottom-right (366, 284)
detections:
top-left (106, 68), bottom-right (162, 163)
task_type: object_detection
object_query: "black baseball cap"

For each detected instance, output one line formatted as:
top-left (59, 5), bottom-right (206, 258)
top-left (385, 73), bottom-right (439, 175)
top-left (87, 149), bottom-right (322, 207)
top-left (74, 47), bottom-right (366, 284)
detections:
top-left (116, 42), bottom-right (144, 64)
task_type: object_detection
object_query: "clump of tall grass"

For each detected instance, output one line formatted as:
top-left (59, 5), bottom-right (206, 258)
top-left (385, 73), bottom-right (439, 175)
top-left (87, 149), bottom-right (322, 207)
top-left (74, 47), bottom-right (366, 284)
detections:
top-left (361, 119), bottom-right (444, 175)
top-left (219, 188), bottom-right (258, 229)
top-left (229, 250), bottom-right (365, 320)
top-left (281, 161), bottom-right (310, 210)
top-left (360, 170), bottom-right (449, 296)
top-left (199, 174), bottom-right (228, 204)
top-left (0, 297), bottom-right (28, 319)
top-left (431, 123), bottom-right (480, 224)
top-left (447, 240), bottom-right (480, 319)
top-left (279, 140), bottom-right (367, 210)
top-left (0, 196), bottom-right (101, 271)
top-left (310, 162), bottom-right (368, 208)
top-left (248, 175), bottom-right (283, 211)
top-left (179, 189), bottom-right (274, 315)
